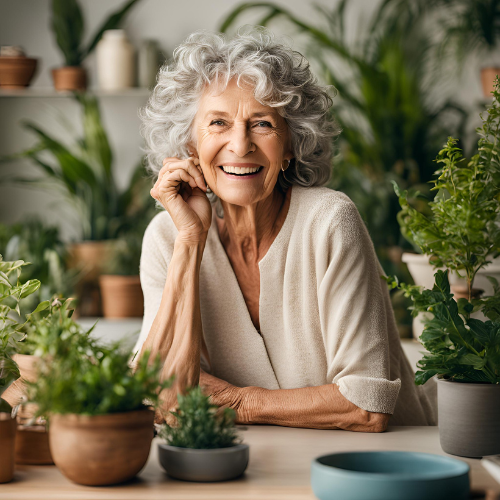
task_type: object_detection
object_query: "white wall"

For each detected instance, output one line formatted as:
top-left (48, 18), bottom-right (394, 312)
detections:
top-left (0, 0), bottom-right (484, 241)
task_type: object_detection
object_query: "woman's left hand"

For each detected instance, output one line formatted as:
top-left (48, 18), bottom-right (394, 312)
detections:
top-left (199, 370), bottom-right (246, 415)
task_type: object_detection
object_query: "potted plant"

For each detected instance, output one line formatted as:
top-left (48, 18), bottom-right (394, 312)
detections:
top-left (50, 0), bottom-right (141, 91)
top-left (27, 325), bottom-right (170, 486)
top-left (158, 385), bottom-right (249, 482)
top-left (99, 234), bottom-right (144, 318)
top-left (1, 93), bottom-right (156, 316)
top-left (0, 256), bottom-right (43, 482)
top-left (386, 79), bottom-right (500, 458)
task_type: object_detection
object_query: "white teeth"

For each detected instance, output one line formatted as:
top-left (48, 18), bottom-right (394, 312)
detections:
top-left (221, 165), bottom-right (260, 174)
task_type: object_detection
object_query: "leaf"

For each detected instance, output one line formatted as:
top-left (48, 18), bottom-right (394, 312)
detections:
top-left (459, 353), bottom-right (487, 370)
top-left (51, 0), bottom-right (84, 66)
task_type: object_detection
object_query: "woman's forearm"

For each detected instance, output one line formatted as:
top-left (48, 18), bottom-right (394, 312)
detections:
top-left (240, 384), bottom-right (390, 432)
top-left (203, 372), bottom-right (390, 432)
top-left (139, 235), bottom-right (206, 393)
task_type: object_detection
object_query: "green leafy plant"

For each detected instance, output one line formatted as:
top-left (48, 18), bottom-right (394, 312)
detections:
top-left (51, 0), bottom-right (141, 67)
top-left (27, 314), bottom-right (171, 416)
top-left (0, 256), bottom-right (44, 412)
top-left (1, 93), bottom-right (157, 242)
top-left (0, 219), bottom-right (79, 315)
top-left (159, 386), bottom-right (241, 449)
top-left (385, 78), bottom-right (500, 385)
top-left (393, 77), bottom-right (500, 300)
top-left (387, 270), bottom-right (500, 385)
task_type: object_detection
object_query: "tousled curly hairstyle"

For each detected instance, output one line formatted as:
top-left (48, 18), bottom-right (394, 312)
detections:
top-left (139, 26), bottom-right (340, 210)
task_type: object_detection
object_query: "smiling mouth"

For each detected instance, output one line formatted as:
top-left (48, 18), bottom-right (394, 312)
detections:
top-left (219, 166), bottom-right (264, 176)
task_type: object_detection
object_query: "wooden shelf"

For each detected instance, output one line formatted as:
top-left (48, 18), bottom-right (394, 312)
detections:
top-left (0, 87), bottom-right (151, 98)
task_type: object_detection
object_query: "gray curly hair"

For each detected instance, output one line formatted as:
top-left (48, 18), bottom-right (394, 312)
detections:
top-left (138, 26), bottom-right (340, 211)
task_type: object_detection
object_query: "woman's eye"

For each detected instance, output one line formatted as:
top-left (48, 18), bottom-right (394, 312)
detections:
top-left (210, 120), bottom-right (225, 126)
top-left (255, 121), bottom-right (272, 128)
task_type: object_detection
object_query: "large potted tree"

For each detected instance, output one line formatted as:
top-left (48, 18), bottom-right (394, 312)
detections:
top-left (27, 330), bottom-right (170, 485)
top-left (386, 79), bottom-right (500, 458)
top-left (50, 0), bottom-right (142, 91)
top-left (158, 385), bottom-right (249, 482)
top-left (0, 256), bottom-right (43, 482)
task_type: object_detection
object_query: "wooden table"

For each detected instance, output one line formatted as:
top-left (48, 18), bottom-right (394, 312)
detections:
top-left (2, 426), bottom-right (499, 499)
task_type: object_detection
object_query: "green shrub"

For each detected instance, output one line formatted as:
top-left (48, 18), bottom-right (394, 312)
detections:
top-left (159, 386), bottom-right (241, 449)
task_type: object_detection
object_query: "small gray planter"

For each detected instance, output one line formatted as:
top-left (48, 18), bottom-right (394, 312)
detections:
top-left (437, 378), bottom-right (500, 458)
top-left (158, 443), bottom-right (249, 482)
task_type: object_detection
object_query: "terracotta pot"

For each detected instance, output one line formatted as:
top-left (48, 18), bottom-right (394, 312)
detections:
top-left (99, 275), bottom-right (144, 318)
top-left (51, 66), bottom-right (87, 91)
top-left (68, 240), bottom-right (117, 317)
top-left (49, 409), bottom-right (154, 485)
top-left (450, 285), bottom-right (483, 301)
top-left (0, 414), bottom-right (17, 483)
top-left (481, 67), bottom-right (500, 98)
top-left (2, 354), bottom-right (39, 408)
top-left (0, 56), bottom-right (38, 88)
top-left (16, 425), bottom-right (53, 465)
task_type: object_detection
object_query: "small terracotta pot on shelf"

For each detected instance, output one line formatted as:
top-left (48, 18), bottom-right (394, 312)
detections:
top-left (99, 275), bottom-right (144, 318)
top-left (0, 56), bottom-right (38, 88)
top-left (49, 408), bottom-right (154, 486)
top-left (481, 67), bottom-right (500, 98)
top-left (51, 66), bottom-right (87, 91)
top-left (0, 414), bottom-right (17, 483)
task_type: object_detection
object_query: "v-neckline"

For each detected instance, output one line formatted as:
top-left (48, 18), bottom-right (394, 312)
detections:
top-left (210, 186), bottom-right (296, 335)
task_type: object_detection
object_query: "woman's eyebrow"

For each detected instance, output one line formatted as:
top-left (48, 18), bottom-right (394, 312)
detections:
top-left (205, 110), bottom-right (276, 119)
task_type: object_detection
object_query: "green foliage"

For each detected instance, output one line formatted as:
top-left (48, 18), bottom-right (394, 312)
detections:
top-left (394, 77), bottom-right (500, 298)
top-left (1, 94), bottom-right (157, 242)
top-left (27, 304), bottom-right (171, 416)
top-left (51, 0), bottom-right (142, 67)
top-left (159, 386), bottom-right (241, 449)
top-left (220, 1), bottom-right (466, 251)
top-left (0, 256), bottom-right (42, 412)
top-left (386, 270), bottom-right (500, 384)
top-left (0, 219), bottom-right (78, 316)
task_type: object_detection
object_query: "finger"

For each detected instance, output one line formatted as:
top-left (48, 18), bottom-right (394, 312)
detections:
top-left (165, 167), bottom-right (198, 191)
top-left (162, 159), bottom-right (207, 192)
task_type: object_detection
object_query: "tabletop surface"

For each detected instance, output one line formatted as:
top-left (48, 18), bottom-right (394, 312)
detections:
top-left (2, 425), bottom-right (500, 500)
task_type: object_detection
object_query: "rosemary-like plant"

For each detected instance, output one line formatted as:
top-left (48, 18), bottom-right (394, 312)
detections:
top-left (26, 304), bottom-right (170, 416)
top-left (159, 386), bottom-right (241, 449)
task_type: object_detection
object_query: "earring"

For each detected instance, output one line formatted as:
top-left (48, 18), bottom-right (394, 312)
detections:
top-left (281, 159), bottom-right (290, 172)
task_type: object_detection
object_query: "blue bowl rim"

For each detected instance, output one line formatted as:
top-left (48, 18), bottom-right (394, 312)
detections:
top-left (312, 450), bottom-right (470, 482)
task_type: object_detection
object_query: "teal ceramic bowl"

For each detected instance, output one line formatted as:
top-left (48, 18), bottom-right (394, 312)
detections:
top-left (311, 451), bottom-right (470, 500)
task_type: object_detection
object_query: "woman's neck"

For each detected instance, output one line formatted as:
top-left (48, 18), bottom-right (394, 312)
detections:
top-left (215, 186), bottom-right (292, 265)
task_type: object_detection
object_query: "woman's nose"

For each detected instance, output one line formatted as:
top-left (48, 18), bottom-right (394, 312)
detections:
top-left (226, 124), bottom-right (255, 157)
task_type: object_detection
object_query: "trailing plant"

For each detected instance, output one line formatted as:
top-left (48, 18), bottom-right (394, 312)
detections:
top-left (159, 386), bottom-right (241, 449)
top-left (27, 318), bottom-right (171, 416)
top-left (0, 256), bottom-right (44, 413)
top-left (393, 77), bottom-right (500, 300)
top-left (0, 219), bottom-right (78, 315)
top-left (1, 94), bottom-right (157, 242)
top-left (51, 0), bottom-right (141, 67)
top-left (386, 270), bottom-right (500, 385)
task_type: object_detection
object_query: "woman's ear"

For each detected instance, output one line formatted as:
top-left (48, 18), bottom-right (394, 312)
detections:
top-left (186, 141), bottom-right (199, 158)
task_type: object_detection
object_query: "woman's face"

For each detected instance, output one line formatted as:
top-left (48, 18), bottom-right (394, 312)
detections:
top-left (190, 78), bottom-right (293, 207)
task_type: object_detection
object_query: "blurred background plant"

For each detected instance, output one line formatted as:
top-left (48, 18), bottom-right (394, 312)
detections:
top-left (0, 219), bottom-right (79, 317)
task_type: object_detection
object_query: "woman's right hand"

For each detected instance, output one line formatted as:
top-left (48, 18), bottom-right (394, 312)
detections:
top-left (151, 155), bottom-right (212, 242)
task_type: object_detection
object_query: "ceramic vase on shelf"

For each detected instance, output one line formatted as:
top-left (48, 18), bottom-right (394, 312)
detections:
top-left (96, 30), bottom-right (135, 91)
top-left (138, 39), bottom-right (161, 89)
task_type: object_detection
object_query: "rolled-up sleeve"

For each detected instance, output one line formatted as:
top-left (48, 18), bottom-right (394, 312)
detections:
top-left (317, 198), bottom-right (401, 414)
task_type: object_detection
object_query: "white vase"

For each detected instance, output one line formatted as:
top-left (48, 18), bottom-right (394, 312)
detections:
top-left (96, 30), bottom-right (135, 90)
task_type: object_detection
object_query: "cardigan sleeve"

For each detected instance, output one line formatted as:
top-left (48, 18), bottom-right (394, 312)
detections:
top-left (317, 197), bottom-right (401, 414)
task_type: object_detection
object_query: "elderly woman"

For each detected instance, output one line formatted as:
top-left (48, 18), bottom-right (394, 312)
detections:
top-left (134, 28), bottom-right (435, 431)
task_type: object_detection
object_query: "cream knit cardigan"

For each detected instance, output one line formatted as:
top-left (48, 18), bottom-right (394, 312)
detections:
top-left (134, 185), bottom-right (436, 426)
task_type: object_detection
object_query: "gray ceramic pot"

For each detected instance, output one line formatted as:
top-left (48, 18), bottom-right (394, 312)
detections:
top-left (158, 443), bottom-right (249, 482)
top-left (437, 378), bottom-right (500, 458)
